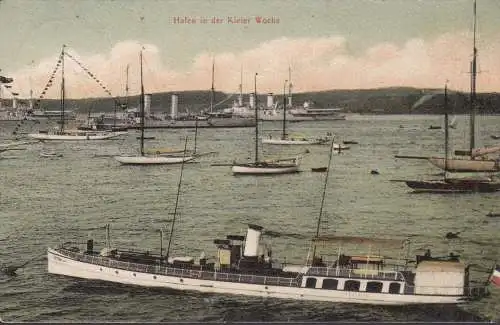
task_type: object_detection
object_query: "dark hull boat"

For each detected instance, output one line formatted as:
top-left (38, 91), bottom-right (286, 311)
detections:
top-left (405, 178), bottom-right (500, 193)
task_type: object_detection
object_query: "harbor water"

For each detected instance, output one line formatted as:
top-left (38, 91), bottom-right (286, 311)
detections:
top-left (0, 114), bottom-right (499, 322)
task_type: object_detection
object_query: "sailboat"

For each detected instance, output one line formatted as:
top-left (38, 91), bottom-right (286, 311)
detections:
top-left (261, 79), bottom-right (340, 147)
top-left (47, 137), bottom-right (491, 305)
top-left (27, 45), bottom-right (126, 141)
top-left (231, 73), bottom-right (301, 175)
top-left (428, 115), bottom-right (457, 130)
top-left (261, 74), bottom-right (346, 148)
top-left (400, 84), bottom-right (500, 193)
top-left (428, 1), bottom-right (500, 172)
top-left (114, 50), bottom-right (195, 165)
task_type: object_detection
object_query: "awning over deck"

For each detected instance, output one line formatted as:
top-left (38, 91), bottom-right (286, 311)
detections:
top-left (311, 235), bottom-right (407, 249)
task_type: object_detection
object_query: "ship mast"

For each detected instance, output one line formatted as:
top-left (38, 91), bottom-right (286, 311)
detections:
top-left (139, 51), bottom-right (145, 156)
top-left (60, 45), bottom-right (66, 133)
top-left (469, 0), bottom-right (477, 156)
top-left (238, 64), bottom-right (243, 107)
top-left (282, 79), bottom-right (288, 139)
top-left (125, 64), bottom-right (130, 110)
top-left (444, 82), bottom-right (449, 181)
top-left (210, 58), bottom-right (215, 113)
top-left (288, 66), bottom-right (293, 108)
top-left (254, 72), bottom-right (259, 164)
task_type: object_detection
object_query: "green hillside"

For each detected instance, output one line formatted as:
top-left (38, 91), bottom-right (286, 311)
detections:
top-left (6, 87), bottom-right (500, 115)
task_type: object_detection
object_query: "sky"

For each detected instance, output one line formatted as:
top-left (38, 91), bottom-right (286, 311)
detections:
top-left (0, 0), bottom-right (499, 99)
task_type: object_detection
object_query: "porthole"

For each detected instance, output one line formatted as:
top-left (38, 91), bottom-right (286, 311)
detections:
top-left (115, 270), bottom-right (119, 274)
top-left (366, 281), bottom-right (383, 293)
top-left (133, 273), bottom-right (136, 277)
top-left (344, 280), bottom-right (360, 292)
top-left (153, 275), bottom-right (157, 279)
top-left (265, 286), bottom-right (268, 289)
top-left (99, 268), bottom-right (102, 271)
top-left (180, 278), bottom-right (184, 283)
top-left (389, 282), bottom-right (401, 294)
top-left (322, 279), bottom-right (338, 290)
top-left (305, 277), bottom-right (317, 288)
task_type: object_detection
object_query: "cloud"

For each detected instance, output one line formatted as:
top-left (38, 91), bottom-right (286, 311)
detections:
top-left (5, 32), bottom-right (500, 99)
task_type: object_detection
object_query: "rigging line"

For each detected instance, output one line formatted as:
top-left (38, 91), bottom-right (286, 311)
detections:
top-left (63, 51), bottom-right (122, 107)
top-left (165, 136), bottom-right (189, 263)
top-left (213, 92), bottom-right (235, 108)
top-left (316, 137), bottom-right (336, 237)
top-left (312, 137), bottom-right (336, 259)
top-left (13, 51), bottom-right (64, 137)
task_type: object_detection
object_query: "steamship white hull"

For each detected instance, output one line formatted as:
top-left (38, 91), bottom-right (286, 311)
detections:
top-left (28, 131), bottom-right (127, 141)
top-left (47, 248), bottom-right (465, 305)
top-left (428, 157), bottom-right (500, 172)
top-left (114, 155), bottom-right (195, 165)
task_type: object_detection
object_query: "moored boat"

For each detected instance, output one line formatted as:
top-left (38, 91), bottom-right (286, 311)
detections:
top-left (424, 2), bottom-right (500, 173)
top-left (29, 129), bottom-right (126, 141)
top-left (398, 83), bottom-right (500, 193)
top-left (114, 155), bottom-right (194, 165)
top-left (40, 150), bottom-right (63, 158)
top-left (26, 45), bottom-right (127, 141)
top-left (404, 178), bottom-right (500, 193)
top-left (46, 224), bottom-right (489, 305)
top-left (47, 138), bottom-right (491, 305)
top-left (232, 158), bottom-right (300, 175)
top-left (230, 73), bottom-right (302, 175)
top-left (113, 50), bottom-right (195, 166)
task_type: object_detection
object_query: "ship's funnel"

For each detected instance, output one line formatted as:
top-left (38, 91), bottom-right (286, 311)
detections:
top-left (171, 94), bottom-right (178, 119)
top-left (267, 93), bottom-right (273, 108)
top-left (249, 92), bottom-right (255, 109)
top-left (238, 93), bottom-right (243, 107)
top-left (144, 94), bottom-right (152, 115)
top-left (243, 224), bottom-right (263, 257)
top-left (12, 97), bottom-right (17, 109)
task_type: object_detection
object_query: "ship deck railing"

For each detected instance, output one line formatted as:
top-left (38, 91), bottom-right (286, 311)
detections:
top-left (306, 266), bottom-right (407, 282)
top-left (401, 283), bottom-right (489, 298)
top-left (59, 249), bottom-right (302, 287)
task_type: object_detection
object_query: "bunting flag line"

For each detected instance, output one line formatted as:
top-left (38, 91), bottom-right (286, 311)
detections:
top-left (12, 45), bottom-right (125, 138)
top-left (64, 51), bottom-right (123, 109)
top-left (11, 51), bottom-right (63, 137)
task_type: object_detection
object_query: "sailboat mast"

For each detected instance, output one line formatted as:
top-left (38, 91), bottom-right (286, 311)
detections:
top-left (139, 51), bottom-right (145, 156)
top-left (312, 137), bottom-right (336, 259)
top-left (254, 73), bottom-right (259, 163)
top-left (210, 58), bottom-right (215, 113)
top-left (282, 79), bottom-right (288, 139)
top-left (288, 66), bottom-right (292, 108)
top-left (194, 118), bottom-right (198, 155)
top-left (444, 83), bottom-right (449, 180)
top-left (60, 45), bottom-right (66, 132)
top-left (469, 0), bottom-right (477, 155)
top-left (29, 76), bottom-right (33, 110)
top-left (239, 65), bottom-right (243, 106)
top-left (125, 64), bottom-right (130, 110)
top-left (165, 136), bottom-right (189, 263)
